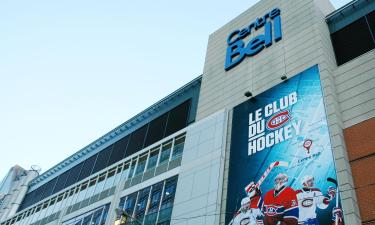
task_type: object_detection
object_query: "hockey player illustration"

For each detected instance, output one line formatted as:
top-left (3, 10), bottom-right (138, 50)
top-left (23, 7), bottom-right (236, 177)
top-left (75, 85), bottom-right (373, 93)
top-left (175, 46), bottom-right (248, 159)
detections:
top-left (230, 161), bottom-right (290, 225)
top-left (230, 182), bottom-right (264, 225)
top-left (262, 173), bottom-right (299, 225)
top-left (331, 207), bottom-right (344, 225)
top-left (296, 175), bottom-right (336, 225)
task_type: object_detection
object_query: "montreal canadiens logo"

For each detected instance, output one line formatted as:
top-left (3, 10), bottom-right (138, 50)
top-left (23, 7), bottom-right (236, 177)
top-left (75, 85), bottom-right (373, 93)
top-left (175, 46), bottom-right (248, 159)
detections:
top-left (302, 198), bottom-right (314, 207)
top-left (266, 110), bottom-right (291, 130)
top-left (266, 207), bottom-right (277, 216)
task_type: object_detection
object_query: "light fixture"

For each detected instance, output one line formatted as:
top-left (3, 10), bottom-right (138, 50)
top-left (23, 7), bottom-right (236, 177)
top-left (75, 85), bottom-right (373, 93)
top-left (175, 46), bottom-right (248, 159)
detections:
top-left (244, 91), bottom-right (252, 97)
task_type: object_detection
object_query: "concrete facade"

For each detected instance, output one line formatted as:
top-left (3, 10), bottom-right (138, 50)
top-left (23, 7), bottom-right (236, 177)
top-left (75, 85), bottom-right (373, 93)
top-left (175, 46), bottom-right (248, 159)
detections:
top-left (196, 0), bottom-right (374, 224)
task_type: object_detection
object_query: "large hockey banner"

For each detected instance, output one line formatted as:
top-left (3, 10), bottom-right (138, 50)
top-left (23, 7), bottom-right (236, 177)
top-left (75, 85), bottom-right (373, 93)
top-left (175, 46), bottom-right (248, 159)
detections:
top-left (226, 65), bottom-right (344, 225)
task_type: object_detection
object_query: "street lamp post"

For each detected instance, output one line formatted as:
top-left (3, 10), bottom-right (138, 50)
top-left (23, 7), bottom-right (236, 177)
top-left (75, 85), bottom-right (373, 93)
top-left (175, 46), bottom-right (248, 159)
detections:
top-left (114, 208), bottom-right (143, 225)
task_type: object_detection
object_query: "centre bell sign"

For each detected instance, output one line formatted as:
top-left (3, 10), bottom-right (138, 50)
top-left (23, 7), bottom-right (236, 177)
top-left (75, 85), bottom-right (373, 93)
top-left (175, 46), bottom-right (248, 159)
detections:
top-left (224, 8), bottom-right (282, 71)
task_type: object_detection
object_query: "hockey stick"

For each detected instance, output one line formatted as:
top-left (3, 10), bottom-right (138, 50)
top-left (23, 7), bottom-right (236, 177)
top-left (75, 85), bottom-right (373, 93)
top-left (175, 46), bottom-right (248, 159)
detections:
top-left (327, 177), bottom-right (339, 225)
top-left (245, 161), bottom-right (289, 193)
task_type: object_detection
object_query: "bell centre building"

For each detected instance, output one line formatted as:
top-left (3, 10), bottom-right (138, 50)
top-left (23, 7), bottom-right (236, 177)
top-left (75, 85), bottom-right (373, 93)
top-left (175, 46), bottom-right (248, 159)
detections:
top-left (0, 0), bottom-right (374, 224)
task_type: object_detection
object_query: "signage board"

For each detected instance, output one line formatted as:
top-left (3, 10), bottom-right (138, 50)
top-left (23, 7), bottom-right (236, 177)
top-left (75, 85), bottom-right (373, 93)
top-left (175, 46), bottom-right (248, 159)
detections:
top-left (225, 8), bottom-right (282, 71)
top-left (226, 65), bottom-right (345, 225)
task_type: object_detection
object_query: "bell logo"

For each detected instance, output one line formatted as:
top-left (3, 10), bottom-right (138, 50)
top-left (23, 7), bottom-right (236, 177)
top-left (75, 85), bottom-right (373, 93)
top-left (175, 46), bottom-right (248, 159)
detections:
top-left (224, 8), bottom-right (282, 71)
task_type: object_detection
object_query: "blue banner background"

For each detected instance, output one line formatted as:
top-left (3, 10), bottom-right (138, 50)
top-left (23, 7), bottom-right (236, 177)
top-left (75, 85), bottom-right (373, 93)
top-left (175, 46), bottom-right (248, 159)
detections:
top-left (226, 65), bottom-right (343, 224)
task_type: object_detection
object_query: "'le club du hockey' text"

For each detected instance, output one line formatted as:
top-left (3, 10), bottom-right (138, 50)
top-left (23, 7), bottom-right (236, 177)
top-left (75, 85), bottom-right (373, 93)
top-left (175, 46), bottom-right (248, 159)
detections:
top-left (248, 92), bottom-right (302, 155)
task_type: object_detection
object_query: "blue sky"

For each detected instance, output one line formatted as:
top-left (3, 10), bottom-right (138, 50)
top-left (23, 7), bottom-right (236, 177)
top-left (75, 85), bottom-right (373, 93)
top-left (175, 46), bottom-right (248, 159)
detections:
top-left (0, 0), bottom-right (350, 179)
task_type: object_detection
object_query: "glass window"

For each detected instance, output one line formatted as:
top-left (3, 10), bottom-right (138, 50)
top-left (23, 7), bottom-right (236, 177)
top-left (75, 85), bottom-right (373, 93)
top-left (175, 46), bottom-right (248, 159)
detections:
top-left (43, 198), bottom-right (55, 219)
top-left (91, 208), bottom-right (103, 225)
top-left (78, 154), bottom-right (98, 181)
top-left (331, 17), bottom-right (375, 65)
top-left (41, 178), bottom-right (57, 199)
top-left (81, 214), bottom-right (92, 225)
top-left (30, 205), bottom-right (41, 223)
top-left (53, 170), bottom-right (70, 194)
top-left (76, 182), bottom-right (88, 203)
top-left (147, 148), bottom-right (159, 170)
top-left (84, 178), bottom-right (97, 200)
top-left (93, 174), bottom-right (106, 196)
top-left (160, 177), bottom-right (178, 210)
top-left (52, 194), bottom-right (64, 214)
top-left (99, 204), bottom-right (110, 225)
top-left (70, 186), bottom-right (81, 207)
top-left (119, 197), bottom-right (126, 210)
top-left (135, 154), bottom-right (147, 176)
top-left (367, 11), bottom-right (375, 39)
top-left (159, 142), bottom-right (172, 165)
top-left (134, 187), bottom-right (151, 223)
top-left (92, 145), bottom-right (113, 174)
top-left (124, 193), bottom-right (137, 216)
top-left (108, 136), bottom-right (129, 165)
top-left (103, 169), bottom-right (116, 190)
top-left (113, 165), bottom-right (123, 185)
top-left (172, 135), bottom-right (185, 159)
top-left (65, 162), bottom-right (84, 188)
top-left (164, 100), bottom-right (190, 137)
top-left (34, 184), bottom-right (46, 204)
top-left (128, 158), bottom-right (137, 179)
top-left (144, 113), bottom-right (168, 147)
top-left (121, 162), bottom-right (130, 181)
top-left (126, 125), bottom-right (148, 157)
top-left (147, 182), bottom-right (163, 215)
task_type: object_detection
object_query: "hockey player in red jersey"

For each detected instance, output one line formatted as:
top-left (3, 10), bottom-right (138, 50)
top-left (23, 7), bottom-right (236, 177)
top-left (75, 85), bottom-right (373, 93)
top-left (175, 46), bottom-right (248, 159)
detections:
top-left (262, 173), bottom-right (299, 225)
top-left (296, 175), bottom-right (336, 225)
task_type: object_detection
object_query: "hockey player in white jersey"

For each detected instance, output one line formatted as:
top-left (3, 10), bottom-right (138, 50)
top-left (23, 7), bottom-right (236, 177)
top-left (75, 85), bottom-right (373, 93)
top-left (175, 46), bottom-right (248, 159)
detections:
top-left (296, 176), bottom-right (336, 225)
top-left (230, 182), bottom-right (264, 225)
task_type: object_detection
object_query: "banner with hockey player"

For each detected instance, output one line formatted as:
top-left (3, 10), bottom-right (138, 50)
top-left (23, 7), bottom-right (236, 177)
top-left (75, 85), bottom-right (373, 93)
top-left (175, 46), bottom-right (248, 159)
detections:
top-left (226, 65), bottom-right (344, 225)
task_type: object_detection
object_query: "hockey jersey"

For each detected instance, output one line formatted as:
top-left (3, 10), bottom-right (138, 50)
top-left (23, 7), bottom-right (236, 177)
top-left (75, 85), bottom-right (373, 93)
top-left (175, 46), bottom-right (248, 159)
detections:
top-left (262, 186), bottom-right (299, 225)
top-left (296, 188), bottom-right (329, 222)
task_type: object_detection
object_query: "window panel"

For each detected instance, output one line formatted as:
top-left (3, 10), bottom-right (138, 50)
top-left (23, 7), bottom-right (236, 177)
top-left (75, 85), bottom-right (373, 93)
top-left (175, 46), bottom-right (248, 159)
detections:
top-left (18, 190), bottom-right (34, 211)
top-left (103, 169), bottom-right (116, 190)
top-left (144, 113), bottom-right (168, 147)
top-left (91, 207), bottom-right (103, 225)
top-left (40, 177), bottom-right (57, 200)
top-left (92, 145), bottom-right (113, 174)
top-left (108, 136), bottom-right (129, 165)
top-left (78, 154), bottom-right (98, 181)
top-left (134, 187), bottom-right (151, 222)
top-left (53, 170), bottom-right (70, 194)
top-left (124, 193), bottom-right (137, 216)
top-left (331, 17), bottom-right (375, 65)
top-left (159, 142), bottom-right (172, 165)
top-left (147, 182), bottom-right (163, 214)
top-left (81, 215), bottom-right (92, 225)
top-left (128, 158), bottom-right (137, 179)
top-left (160, 177), bottom-right (178, 210)
top-left (65, 162), bottom-right (84, 188)
top-left (76, 182), bottom-right (88, 203)
top-left (99, 204), bottom-right (110, 225)
top-left (84, 178), bottom-right (97, 200)
top-left (121, 162), bottom-right (130, 181)
top-left (172, 135), bottom-right (185, 159)
top-left (147, 148), bottom-right (159, 170)
top-left (34, 184), bottom-right (47, 204)
top-left (135, 154), bottom-right (148, 176)
top-left (93, 174), bottom-right (106, 196)
top-left (119, 197), bottom-right (126, 210)
top-left (367, 11), bottom-right (375, 40)
top-left (164, 100), bottom-right (191, 137)
top-left (125, 125), bottom-right (148, 157)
